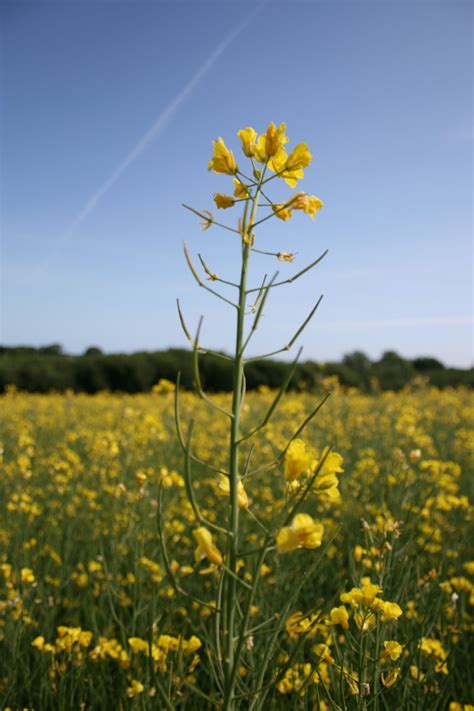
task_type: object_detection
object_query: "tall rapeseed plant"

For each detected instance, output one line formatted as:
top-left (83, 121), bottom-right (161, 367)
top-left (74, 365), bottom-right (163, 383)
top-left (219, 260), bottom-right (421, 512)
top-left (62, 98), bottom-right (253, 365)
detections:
top-left (158, 122), bottom-right (340, 709)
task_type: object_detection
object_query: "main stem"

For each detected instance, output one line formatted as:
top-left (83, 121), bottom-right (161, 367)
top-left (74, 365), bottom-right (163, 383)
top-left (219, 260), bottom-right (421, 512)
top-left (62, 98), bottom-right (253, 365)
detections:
top-left (223, 180), bottom-right (262, 710)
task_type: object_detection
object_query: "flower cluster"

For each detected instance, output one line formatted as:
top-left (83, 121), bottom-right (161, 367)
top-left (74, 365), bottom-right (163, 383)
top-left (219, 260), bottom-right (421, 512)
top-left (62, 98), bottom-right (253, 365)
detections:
top-left (206, 122), bottom-right (323, 231)
top-left (330, 577), bottom-right (403, 632)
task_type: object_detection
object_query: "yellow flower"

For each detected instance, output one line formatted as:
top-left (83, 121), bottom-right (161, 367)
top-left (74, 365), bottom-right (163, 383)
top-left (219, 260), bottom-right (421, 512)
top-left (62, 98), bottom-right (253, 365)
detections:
top-left (31, 636), bottom-right (45, 650)
top-left (217, 475), bottom-right (249, 508)
top-left (126, 680), bottom-right (144, 698)
top-left (276, 513), bottom-right (324, 553)
top-left (254, 122), bottom-right (288, 162)
top-left (214, 193), bottom-right (235, 209)
top-left (381, 667), bottom-right (400, 688)
top-left (340, 578), bottom-right (382, 608)
top-left (312, 448), bottom-right (344, 500)
top-left (285, 143), bottom-right (312, 171)
top-left (183, 635), bottom-right (202, 654)
top-left (313, 643), bottom-right (335, 665)
top-left (263, 141), bottom-right (312, 187)
top-left (128, 637), bottom-right (149, 654)
top-left (419, 636), bottom-right (448, 662)
top-left (264, 122), bottom-right (288, 157)
top-left (329, 605), bottom-right (349, 630)
top-left (233, 178), bottom-right (249, 198)
top-left (193, 527), bottom-right (223, 566)
top-left (1, 563), bottom-right (12, 579)
top-left (410, 664), bottom-right (425, 682)
top-left (286, 611), bottom-right (309, 638)
top-left (380, 601), bottom-right (403, 622)
top-left (21, 567), bottom-right (35, 584)
top-left (285, 611), bottom-right (321, 639)
top-left (284, 439), bottom-right (312, 482)
top-left (32, 635), bottom-right (54, 654)
top-left (268, 148), bottom-right (304, 187)
top-left (237, 126), bottom-right (257, 157)
top-left (290, 192), bottom-right (324, 219)
top-left (272, 204), bottom-right (293, 221)
top-left (380, 640), bottom-right (404, 662)
top-left (208, 137), bottom-right (237, 175)
top-left (152, 378), bottom-right (175, 395)
top-left (354, 610), bottom-right (376, 631)
top-left (315, 448), bottom-right (344, 478)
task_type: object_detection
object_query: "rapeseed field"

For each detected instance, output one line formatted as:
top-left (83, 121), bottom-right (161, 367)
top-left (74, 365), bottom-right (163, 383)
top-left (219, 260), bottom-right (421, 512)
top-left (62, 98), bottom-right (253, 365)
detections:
top-left (1, 384), bottom-right (472, 709)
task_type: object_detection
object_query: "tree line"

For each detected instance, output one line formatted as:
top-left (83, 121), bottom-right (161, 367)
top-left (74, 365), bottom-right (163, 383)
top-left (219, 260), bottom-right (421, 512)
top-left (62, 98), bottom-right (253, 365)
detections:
top-left (0, 345), bottom-right (472, 394)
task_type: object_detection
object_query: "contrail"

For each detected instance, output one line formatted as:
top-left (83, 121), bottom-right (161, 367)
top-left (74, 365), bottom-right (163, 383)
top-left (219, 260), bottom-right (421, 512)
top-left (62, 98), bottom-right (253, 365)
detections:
top-left (38, 1), bottom-right (267, 267)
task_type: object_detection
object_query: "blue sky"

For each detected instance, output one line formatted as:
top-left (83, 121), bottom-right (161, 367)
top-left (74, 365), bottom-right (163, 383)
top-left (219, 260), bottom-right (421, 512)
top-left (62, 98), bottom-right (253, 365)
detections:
top-left (2, 0), bottom-right (472, 366)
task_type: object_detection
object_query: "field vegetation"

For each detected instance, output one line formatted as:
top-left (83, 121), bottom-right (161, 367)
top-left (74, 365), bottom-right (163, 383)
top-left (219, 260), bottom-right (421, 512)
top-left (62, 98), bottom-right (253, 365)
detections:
top-left (0, 384), bottom-right (472, 709)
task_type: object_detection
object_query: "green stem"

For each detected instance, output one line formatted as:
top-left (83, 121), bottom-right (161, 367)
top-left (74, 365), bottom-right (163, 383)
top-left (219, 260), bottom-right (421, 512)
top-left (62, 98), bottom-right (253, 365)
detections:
top-left (223, 242), bottom-right (249, 708)
top-left (223, 173), bottom-right (264, 710)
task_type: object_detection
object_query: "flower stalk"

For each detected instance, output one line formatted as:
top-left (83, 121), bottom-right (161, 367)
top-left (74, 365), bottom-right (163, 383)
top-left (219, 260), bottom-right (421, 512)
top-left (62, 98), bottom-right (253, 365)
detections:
top-left (172, 121), bottom-right (337, 709)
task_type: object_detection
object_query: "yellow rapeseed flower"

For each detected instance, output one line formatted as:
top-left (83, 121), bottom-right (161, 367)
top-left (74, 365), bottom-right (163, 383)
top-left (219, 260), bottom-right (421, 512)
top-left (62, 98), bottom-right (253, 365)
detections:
top-left (284, 439), bottom-right (312, 482)
top-left (233, 178), bottom-right (249, 198)
top-left (272, 203), bottom-right (293, 221)
top-left (1, 563), bottom-right (12, 579)
top-left (290, 192), bottom-right (324, 219)
top-left (340, 578), bottom-right (382, 608)
top-left (276, 513), bottom-right (324, 553)
top-left (312, 448), bottom-right (344, 500)
top-left (193, 527), bottom-right (223, 566)
top-left (329, 605), bottom-right (350, 630)
top-left (237, 126), bottom-right (258, 157)
top-left (214, 193), bottom-right (235, 209)
top-left (264, 122), bottom-right (288, 158)
top-left (254, 122), bottom-right (288, 163)
top-left (410, 664), bottom-right (426, 682)
top-left (126, 680), bottom-right (144, 698)
top-left (217, 474), bottom-right (249, 508)
top-left (268, 148), bottom-right (304, 188)
top-left (313, 643), bottom-right (335, 664)
top-left (354, 610), bottom-right (376, 631)
top-left (285, 611), bottom-right (321, 639)
top-left (380, 640), bottom-right (404, 662)
top-left (381, 667), bottom-right (400, 688)
top-left (285, 143), bottom-right (312, 171)
top-left (21, 568), bottom-right (35, 584)
top-left (31, 636), bottom-right (45, 650)
top-left (208, 137), bottom-right (237, 175)
top-left (128, 637), bottom-right (149, 654)
top-left (380, 601), bottom-right (403, 622)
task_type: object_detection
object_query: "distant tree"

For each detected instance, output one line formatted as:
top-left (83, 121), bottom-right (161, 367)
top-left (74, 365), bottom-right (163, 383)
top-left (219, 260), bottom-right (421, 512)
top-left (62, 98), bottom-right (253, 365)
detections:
top-left (373, 351), bottom-right (415, 391)
top-left (39, 344), bottom-right (63, 356)
top-left (342, 351), bottom-right (372, 391)
top-left (74, 359), bottom-right (107, 393)
top-left (84, 346), bottom-right (103, 357)
top-left (297, 361), bottom-right (322, 390)
top-left (428, 368), bottom-right (474, 388)
top-left (413, 356), bottom-right (445, 372)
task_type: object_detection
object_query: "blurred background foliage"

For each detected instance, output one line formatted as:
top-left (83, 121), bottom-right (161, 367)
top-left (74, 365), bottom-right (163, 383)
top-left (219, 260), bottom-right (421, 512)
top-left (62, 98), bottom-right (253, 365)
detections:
top-left (0, 346), bottom-right (472, 394)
